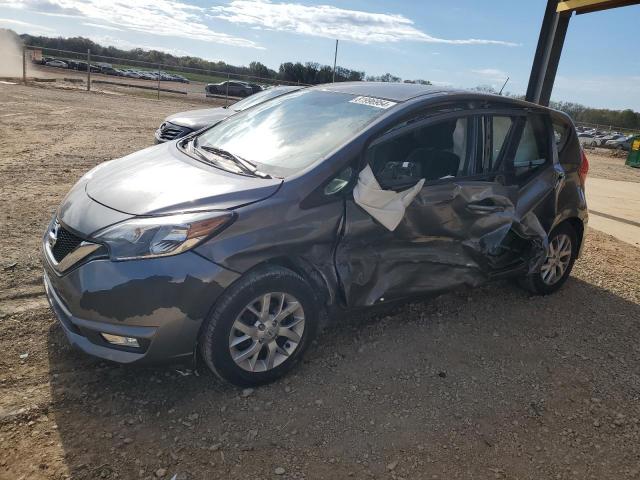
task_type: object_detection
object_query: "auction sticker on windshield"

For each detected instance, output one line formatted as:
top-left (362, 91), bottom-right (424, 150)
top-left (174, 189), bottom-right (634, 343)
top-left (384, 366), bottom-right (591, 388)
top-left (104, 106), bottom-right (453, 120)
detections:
top-left (349, 96), bottom-right (397, 109)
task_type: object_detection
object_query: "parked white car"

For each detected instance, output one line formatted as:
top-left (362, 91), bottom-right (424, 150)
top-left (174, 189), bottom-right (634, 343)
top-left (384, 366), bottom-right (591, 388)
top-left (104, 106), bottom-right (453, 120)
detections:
top-left (45, 59), bottom-right (68, 68)
top-left (577, 133), bottom-right (596, 148)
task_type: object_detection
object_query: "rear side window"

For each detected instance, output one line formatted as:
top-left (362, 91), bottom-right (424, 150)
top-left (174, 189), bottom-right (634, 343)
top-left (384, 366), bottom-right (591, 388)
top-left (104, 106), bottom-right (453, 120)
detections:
top-left (513, 115), bottom-right (549, 180)
top-left (478, 116), bottom-right (513, 174)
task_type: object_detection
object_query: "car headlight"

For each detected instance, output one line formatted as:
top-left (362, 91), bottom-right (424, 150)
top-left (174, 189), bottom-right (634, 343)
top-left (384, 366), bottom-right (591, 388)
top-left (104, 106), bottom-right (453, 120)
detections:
top-left (93, 211), bottom-right (234, 261)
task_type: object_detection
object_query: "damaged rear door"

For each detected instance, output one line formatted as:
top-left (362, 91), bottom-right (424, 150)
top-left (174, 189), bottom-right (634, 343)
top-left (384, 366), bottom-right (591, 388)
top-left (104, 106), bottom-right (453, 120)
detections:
top-left (335, 107), bottom-right (552, 307)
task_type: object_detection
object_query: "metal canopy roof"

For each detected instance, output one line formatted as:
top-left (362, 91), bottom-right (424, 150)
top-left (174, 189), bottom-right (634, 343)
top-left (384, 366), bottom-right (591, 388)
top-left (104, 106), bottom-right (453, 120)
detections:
top-left (557, 0), bottom-right (640, 14)
top-left (527, 0), bottom-right (640, 106)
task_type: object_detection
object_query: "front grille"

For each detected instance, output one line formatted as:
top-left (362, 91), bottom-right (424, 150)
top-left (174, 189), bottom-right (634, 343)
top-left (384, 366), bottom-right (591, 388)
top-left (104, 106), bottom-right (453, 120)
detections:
top-left (158, 122), bottom-right (192, 141)
top-left (51, 225), bottom-right (83, 263)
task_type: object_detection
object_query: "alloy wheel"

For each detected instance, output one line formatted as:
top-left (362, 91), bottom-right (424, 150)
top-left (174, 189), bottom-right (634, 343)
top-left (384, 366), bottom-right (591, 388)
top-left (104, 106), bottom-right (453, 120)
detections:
top-left (228, 292), bottom-right (305, 372)
top-left (540, 234), bottom-right (572, 286)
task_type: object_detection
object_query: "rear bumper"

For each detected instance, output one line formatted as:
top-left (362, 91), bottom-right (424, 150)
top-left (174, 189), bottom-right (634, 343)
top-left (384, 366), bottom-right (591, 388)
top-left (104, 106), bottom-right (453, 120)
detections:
top-left (43, 251), bottom-right (240, 364)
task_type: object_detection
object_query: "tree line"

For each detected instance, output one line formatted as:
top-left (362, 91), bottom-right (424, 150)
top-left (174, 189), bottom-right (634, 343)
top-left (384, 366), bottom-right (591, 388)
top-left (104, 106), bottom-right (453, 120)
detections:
top-left (550, 101), bottom-right (640, 131)
top-left (19, 33), bottom-right (430, 85)
top-left (477, 85), bottom-right (640, 131)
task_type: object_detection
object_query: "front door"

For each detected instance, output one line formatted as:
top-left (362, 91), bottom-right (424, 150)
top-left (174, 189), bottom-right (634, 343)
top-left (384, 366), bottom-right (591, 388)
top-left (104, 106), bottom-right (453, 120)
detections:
top-left (335, 111), bottom-right (530, 307)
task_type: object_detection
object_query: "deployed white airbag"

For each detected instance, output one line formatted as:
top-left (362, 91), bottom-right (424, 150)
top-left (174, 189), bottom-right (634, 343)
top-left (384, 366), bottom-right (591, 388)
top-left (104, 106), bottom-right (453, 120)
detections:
top-left (353, 165), bottom-right (425, 231)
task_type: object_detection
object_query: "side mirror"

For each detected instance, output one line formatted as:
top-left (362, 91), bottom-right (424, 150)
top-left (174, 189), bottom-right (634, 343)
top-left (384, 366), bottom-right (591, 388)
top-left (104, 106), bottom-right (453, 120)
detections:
top-left (324, 166), bottom-right (354, 196)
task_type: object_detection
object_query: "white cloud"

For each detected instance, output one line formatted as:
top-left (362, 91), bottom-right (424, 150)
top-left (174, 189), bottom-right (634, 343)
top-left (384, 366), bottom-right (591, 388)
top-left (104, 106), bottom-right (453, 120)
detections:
top-left (88, 34), bottom-right (191, 56)
top-left (471, 68), bottom-right (508, 81)
top-left (210, 0), bottom-right (519, 46)
top-left (472, 68), bottom-right (507, 77)
top-left (82, 22), bottom-right (123, 31)
top-left (0, 0), bottom-right (263, 48)
top-left (0, 17), bottom-right (53, 30)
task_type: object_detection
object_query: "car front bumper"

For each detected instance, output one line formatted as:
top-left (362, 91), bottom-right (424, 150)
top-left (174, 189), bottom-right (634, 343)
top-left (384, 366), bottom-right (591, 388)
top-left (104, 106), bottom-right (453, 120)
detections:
top-left (43, 250), bottom-right (240, 364)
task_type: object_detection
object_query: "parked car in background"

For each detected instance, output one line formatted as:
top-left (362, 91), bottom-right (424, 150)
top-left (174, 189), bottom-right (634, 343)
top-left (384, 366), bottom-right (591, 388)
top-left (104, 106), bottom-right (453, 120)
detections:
top-left (604, 135), bottom-right (633, 151)
top-left (120, 69), bottom-right (138, 78)
top-left (44, 83), bottom-right (589, 386)
top-left (173, 74), bottom-right (190, 83)
top-left (206, 81), bottom-right (254, 97)
top-left (45, 59), bottom-right (68, 68)
top-left (100, 66), bottom-right (121, 76)
top-left (138, 71), bottom-right (155, 80)
top-left (578, 133), bottom-right (596, 148)
top-left (74, 62), bottom-right (101, 73)
top-left (155, 85), bottom-right (303, 142)
top-left (596, 133), bottom-right (624, 146)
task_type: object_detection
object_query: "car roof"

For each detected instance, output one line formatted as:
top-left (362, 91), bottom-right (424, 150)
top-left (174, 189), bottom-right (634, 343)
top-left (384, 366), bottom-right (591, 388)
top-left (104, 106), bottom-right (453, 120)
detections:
top-left (317, 81), bottom-right (456, 102)
top-left (312, 81), bottom-right (570, 118)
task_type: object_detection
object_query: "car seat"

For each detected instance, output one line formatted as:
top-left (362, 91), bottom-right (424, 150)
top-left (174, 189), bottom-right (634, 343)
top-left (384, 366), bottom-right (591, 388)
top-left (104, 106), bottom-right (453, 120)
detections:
top-left (405, 120), bottom-right (460, 180)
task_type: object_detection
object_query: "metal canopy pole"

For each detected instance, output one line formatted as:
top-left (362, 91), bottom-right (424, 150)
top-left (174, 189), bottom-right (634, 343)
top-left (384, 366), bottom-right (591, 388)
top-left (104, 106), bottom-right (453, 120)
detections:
top-left (526, 0), bottom-right (571, 106)
top-left (527, 0), bottom-right (640, 106)
top-left (332, 39), bottom-right (338, 83)
top-left (539, 12), bottom-right (571, 105)
top-left (22, 46), bottom-right (27, 84)
top-left (86, 49), bottom-right (91, 92)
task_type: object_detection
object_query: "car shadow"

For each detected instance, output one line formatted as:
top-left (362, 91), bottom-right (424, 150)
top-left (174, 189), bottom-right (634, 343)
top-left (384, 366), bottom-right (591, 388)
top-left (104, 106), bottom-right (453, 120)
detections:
top-left (47, 276), bottom-right (640, 479)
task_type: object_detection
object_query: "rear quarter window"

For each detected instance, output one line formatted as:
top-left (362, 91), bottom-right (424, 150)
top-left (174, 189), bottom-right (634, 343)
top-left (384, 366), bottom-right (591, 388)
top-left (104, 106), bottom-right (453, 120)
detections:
top-left (553, 120), bottom-right (569, 151)
top-left (552, 115), bottom-right (581, 166)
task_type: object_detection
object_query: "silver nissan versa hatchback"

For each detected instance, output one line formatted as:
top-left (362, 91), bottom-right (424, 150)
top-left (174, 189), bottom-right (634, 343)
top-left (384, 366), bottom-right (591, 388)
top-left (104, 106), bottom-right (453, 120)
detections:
top-left (43, 82), bottom-right (589, 386)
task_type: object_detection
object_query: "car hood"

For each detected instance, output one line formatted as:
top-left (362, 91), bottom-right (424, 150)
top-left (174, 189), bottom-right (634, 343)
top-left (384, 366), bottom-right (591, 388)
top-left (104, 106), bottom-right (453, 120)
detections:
top-left (85, 142), bottom-right (282, 216)
top-left (165, 107), bottom-right (235, 130)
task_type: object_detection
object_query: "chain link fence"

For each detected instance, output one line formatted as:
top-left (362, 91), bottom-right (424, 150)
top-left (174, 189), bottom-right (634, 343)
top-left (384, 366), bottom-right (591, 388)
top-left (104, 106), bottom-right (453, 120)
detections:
top-left (19, 45), bottom-right (308, 106)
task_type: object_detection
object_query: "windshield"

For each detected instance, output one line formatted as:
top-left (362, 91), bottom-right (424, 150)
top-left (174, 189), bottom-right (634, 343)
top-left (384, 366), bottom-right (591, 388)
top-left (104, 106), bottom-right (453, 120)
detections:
top-left (231, 87), bottom-right (299, 112)
top-left (195, 89), bottom-right (391, 175)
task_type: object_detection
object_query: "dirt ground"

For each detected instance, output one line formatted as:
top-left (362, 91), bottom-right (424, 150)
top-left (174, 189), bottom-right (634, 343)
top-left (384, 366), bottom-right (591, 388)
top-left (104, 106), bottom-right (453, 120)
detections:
top-left (585, 147), bottom-right (640, 183)
top-left (1, 82), bottom-right (640, 480)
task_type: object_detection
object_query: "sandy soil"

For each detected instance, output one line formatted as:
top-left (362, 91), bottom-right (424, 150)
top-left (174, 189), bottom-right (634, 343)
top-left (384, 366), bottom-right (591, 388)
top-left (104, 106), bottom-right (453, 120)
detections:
top-left (1, 83), bottom-right (640, 480)
top-left (585, 147), bottom-right (640, 183)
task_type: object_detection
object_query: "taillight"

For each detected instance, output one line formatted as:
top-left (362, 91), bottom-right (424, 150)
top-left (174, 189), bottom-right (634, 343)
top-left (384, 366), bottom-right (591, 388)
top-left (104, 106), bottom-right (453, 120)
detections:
top-left (579, 149), bottom-right (589, 187)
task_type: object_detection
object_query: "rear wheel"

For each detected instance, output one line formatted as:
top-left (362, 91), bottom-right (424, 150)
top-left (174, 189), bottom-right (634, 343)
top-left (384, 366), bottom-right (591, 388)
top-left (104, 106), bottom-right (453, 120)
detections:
top-left (520, 223), bottom-right (578, 295)
top-left (199, 266), bottom-right (319, 386)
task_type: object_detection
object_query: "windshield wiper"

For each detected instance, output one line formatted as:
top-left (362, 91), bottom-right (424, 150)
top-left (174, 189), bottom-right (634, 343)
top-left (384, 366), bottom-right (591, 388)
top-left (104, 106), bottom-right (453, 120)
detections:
top-left (198, 145), bottom-right (272, 179)
top-left (184, 137), bottom-right (237, 173)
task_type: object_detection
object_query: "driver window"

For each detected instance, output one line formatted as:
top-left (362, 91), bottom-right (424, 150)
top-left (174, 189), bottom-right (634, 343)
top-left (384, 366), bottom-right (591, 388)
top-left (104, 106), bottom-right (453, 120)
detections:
top-left (367, 117), bottom-right (471, 188)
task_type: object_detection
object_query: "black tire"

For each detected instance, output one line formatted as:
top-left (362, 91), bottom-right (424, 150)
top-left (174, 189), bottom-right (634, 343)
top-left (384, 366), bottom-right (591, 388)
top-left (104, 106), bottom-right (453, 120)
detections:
top-left (520, 222), bottom-right (578, 295)
top-left (199, 265), bottom-right (319, 387)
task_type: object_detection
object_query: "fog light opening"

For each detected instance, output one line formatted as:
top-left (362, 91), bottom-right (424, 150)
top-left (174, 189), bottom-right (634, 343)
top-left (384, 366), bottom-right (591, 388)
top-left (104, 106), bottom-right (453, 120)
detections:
top-left (101, 333), bottom-right (140, 348)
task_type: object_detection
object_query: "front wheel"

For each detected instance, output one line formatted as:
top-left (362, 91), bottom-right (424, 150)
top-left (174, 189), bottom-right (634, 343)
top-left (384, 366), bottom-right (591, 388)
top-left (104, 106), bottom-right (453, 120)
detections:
top-left (520, 223), bottom-right (578, 295)
top-left (199, 266), bottom-right (319, 386)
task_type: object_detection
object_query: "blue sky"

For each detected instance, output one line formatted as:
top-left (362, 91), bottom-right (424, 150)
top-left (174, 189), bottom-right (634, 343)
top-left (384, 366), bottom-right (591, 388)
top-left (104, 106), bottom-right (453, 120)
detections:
top-left (1, 0), bottom-right (639, 110)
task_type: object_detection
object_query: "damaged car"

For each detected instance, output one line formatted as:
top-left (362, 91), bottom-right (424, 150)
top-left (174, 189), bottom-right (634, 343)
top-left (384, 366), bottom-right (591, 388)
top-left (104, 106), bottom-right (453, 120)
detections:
top-left (42, 83), bottom-right (588, 386)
